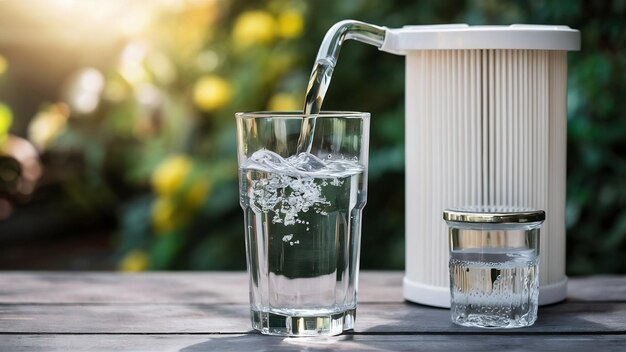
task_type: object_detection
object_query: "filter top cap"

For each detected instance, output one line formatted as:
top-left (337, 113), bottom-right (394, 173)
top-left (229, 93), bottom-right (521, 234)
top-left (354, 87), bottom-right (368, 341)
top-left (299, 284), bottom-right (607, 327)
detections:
top-left (380, 24), bottom-right (581, 54)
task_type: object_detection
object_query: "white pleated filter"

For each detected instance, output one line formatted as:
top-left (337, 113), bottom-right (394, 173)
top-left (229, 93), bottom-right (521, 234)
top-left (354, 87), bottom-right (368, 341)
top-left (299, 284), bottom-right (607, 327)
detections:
top-left (404, 49), bottom-right (568, 307)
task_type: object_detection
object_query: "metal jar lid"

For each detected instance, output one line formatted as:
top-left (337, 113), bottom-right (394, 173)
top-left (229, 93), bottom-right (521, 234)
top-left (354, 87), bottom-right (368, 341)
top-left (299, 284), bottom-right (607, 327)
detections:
top-left (443, 206), bottom-right (545, 224)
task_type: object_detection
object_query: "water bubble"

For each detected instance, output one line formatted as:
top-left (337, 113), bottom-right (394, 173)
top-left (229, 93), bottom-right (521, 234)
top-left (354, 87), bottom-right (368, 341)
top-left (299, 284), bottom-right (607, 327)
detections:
top-left (330, 177), bottom-right (343, 186)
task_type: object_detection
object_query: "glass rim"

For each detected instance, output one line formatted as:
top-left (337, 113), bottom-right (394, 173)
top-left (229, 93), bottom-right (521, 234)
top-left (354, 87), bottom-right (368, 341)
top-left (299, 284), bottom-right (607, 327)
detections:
top-left (235, 111), bottom-right (370, 119)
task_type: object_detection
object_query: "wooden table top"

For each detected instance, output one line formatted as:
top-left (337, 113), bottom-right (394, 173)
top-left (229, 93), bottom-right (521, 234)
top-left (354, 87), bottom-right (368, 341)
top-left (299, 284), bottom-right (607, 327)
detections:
top-left (0, 272), bottom-right (624, 351)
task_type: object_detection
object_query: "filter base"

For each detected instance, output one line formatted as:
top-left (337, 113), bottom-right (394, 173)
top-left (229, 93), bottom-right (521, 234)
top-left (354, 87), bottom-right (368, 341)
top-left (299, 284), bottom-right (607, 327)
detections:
top-left (403, 276), bottom-right (568, 308)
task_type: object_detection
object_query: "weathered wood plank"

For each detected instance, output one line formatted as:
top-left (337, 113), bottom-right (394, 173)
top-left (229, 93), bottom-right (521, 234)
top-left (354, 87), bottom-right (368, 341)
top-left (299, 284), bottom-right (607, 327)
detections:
top-left (1, 272), bottom-right (624, 350)
top-left (357, 301), bottom-right (626, 333)
top-left (567, 276), bottom-right (626, 302)
top-left (1, 301), bottom-right (625, 334)
top-left (1, 334), bottom-right (626, 352)
top-left (0, 272), bottom-right (403, 304)
top-left (0, 272), bottom-right (250, 304)
top-left (2, 272), bottom-right (624, 305)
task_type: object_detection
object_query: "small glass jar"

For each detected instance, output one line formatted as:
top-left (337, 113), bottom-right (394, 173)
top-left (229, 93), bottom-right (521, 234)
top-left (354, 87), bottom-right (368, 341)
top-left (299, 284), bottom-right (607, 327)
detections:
top-left (443, 206), bottom-right (545, 328)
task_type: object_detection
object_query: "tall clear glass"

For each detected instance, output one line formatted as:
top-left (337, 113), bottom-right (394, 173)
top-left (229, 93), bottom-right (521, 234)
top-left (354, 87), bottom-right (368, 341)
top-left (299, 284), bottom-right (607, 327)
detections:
top-left (236, 111), bottom-right (370, 336)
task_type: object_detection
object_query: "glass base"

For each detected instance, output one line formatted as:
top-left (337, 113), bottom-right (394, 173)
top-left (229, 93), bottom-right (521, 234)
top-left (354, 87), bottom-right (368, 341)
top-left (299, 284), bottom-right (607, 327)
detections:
top-left (452, 312), bottom-right (537, 329)
top-left (251, 308), bottom-right (356, 336)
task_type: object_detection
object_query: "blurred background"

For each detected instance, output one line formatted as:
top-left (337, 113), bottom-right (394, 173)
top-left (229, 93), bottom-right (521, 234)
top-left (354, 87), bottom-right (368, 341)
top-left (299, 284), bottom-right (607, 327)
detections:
top-left (0, 0), bottom-right (623, 274)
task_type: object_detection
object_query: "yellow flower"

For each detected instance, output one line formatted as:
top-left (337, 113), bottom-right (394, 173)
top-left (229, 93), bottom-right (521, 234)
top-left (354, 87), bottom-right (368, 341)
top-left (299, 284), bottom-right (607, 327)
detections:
top-left (103, 75), bottom-right (132, 102)
top-left (277, 10), bottom-right (304, 39)
top-left (193, 75), bottom-right (232, 112)
top-left (151, 155), bottom-right (193, 196)
top-left (268, 93), bottom-right (300, 110)
top-left (184, 178), bottom-right (212, 208)
top-left (232, 11), bottom-right (276, 48)
top-left (27, 106), bottom-right (69, 151)
top-left (0, 55), bottom-right (7, 76)
top-left (119, 250), bottom-right (149, 272)
top-left (0, 103), bottom-right (12, 145)
top-left (151, 197), bottom-right (179, 233)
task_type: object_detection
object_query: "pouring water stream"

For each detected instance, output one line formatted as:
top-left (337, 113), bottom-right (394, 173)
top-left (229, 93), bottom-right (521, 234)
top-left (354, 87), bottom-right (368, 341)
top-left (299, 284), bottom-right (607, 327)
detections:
top-left (297, 20), bottom-right (387, 154)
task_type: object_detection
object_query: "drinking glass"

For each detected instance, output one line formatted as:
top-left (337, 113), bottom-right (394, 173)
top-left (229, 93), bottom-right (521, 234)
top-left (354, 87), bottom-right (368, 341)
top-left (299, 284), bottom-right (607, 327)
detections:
top-left (236, 111), bottom-right (370, 336)
top-left (444, 206), bottom-right (545, 328)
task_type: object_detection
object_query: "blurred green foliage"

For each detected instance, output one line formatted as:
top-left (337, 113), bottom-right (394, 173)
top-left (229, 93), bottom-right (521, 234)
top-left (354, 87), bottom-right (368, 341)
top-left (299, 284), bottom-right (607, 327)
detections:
top-left (1, 0), bottom-right (624, 274)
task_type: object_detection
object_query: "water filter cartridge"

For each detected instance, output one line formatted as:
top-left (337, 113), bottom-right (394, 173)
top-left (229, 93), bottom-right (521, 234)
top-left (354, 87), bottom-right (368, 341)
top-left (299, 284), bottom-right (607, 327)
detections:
top-left (379, 24), bottom-right (580, 307)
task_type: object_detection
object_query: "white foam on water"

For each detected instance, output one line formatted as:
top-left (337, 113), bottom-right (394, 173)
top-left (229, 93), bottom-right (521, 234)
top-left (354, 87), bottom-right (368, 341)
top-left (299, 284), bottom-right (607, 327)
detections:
top-left (244, 150), bottom-right (362, 178)
top-left (242, 150), bottom-right (363, 226)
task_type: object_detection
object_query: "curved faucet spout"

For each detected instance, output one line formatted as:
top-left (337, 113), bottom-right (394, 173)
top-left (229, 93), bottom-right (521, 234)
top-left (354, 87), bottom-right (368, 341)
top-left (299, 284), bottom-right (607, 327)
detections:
top-left (304, 20), bottom-right (387, 116)
top-left (299, 21), bottom-right (387, 153)
top-left (314, 20), bottom-right (387, 67)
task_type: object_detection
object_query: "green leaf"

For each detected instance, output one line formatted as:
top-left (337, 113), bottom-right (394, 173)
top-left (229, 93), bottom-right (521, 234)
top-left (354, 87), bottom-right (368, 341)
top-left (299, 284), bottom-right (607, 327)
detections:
top-left (149, 233), bottom-right (184, 270)
top-left (368, 146), bottom-right (404, 179)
